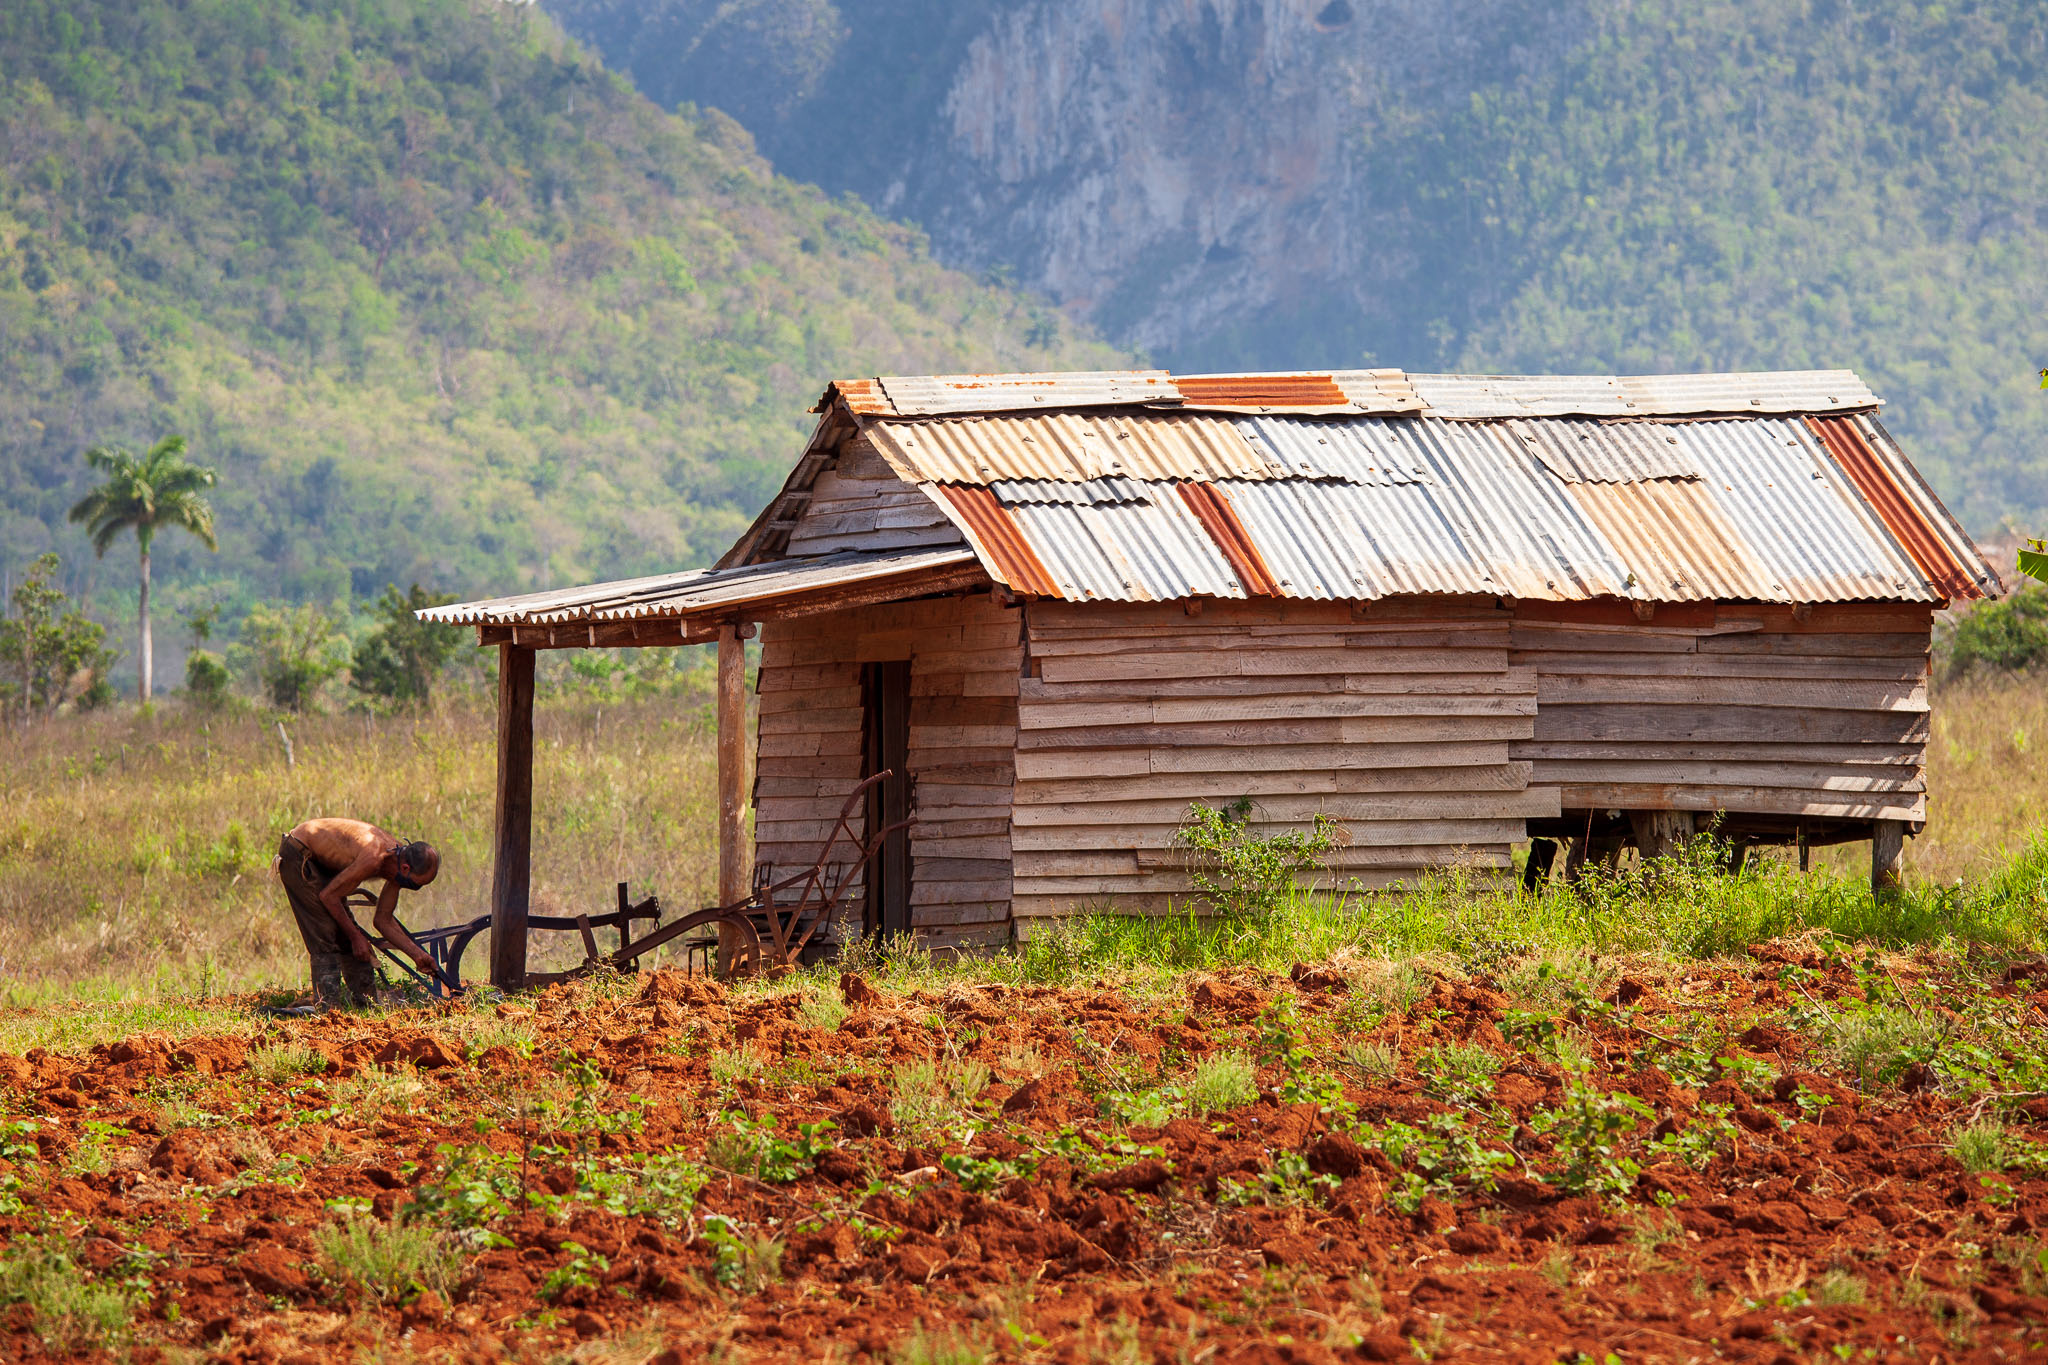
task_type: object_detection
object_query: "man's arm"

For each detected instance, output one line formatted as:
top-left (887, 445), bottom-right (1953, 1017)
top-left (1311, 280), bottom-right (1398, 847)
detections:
top-left (369, 879), bottom-right (437, 974)
top-left (318, 848), bottom-right (385, 960)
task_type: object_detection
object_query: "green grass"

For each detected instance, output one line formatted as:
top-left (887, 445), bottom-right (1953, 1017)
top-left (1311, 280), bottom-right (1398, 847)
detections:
top-left (314, 1216), bottom-right (464, 1305)
top-left (1185, 1051), bottom-right (1258, 1115)
top-left (0, 1238), bottom-right (137, 1352)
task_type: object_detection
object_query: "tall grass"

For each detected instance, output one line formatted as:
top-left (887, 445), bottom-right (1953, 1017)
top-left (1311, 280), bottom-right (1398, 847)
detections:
top-left (0, 695), bottom-right (716, 999)
top-left (1005, 834), bottom-right (2047, 989)
top-left (4, 671), bottom-right (2044, 1004)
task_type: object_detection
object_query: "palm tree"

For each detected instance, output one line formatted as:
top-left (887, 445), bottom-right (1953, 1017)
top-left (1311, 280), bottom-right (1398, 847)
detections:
top-left (68, 436), bottom-right (218, 702)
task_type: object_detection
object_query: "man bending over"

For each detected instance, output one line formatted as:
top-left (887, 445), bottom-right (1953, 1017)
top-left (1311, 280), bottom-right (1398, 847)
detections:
top-left (276, 818), bottom-right (441, 1007)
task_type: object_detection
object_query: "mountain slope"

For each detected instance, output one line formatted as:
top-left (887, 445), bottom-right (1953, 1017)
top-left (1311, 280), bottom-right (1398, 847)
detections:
top-left (0, 0), bottom-right (1111, 656)
top-left (549, 0), bottom-right (2048, 535)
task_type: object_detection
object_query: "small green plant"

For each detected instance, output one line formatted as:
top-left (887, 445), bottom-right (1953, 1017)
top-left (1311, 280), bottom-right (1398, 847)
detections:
top-left (1186, 1051), bottom-right (1259, 1114)
top-left (891, 1320), bottom-right (994, 1365)
top-left (314, 1215), bottom-right (463, 1305)
top-left (1812, 1269), bottom-right (1869, 1306)
top-left (1530, 1081), bottom-right (1653, 1200)
top-left (701, 1215), bottom-right (782, 1292)
top-left (1217, 1150), bottom-right (1339, 1208)
top-left (709, 1046), bottom-right (764, 1091)
top-left (1341, 1039), bottom-right (1400, 1081)
top-left (0, 1237), bottom-right (137, 1351)
top-left (1951, 1119), bottom-right (2009, 1174)
top-left (539, 1240), bottom-right (609, 1301)
top-left (64, 1121), bottom-right (127, 1178)
top-left (940, 1153), bottom-right (1028, 1194)
top-left (889, 1058), bottom-right (989, 1133)
top-left (797, 988), bottom-right (849, 1032)
top-left (1650, 1103), bottom-right (1738, 1170)
top-left (1372, 1114), bottom-right (1516, 1212)
top-left (1416, 1042), bottom-right (1502, 1105)
top-left (331, 1064), bottom-right (423, 1122)
top-left (706, 1112), bottom-right (836, 1183)
top-left (1829, 1005), bottom-right (1947, 1090)
top-left (1173, 799), bottom-right (1341, 918)
top-left (248, 1039), bottom-right (327, 1084)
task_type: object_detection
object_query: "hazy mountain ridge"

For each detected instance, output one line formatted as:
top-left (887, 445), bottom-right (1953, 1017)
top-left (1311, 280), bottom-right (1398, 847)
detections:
top-left (549, 0), bottom-right (2048, 534)
top-left (0, 0), bottom-right (1110, 673)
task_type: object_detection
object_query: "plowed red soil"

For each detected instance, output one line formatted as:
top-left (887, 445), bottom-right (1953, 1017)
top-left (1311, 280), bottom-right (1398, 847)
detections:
top-left (3, 949), bottom-right (2047, 1362)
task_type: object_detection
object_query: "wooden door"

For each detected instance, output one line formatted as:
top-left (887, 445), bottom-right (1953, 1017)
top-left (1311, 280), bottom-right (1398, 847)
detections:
top-left (861, 660), bottom-right (913, 938)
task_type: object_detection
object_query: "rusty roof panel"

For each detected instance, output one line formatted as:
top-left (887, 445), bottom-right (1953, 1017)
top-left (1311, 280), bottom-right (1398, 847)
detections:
top-left (873, 370), bottom-right (1177, 416)
top-left (1411, 370), bottom-right (1880, 419)
top-left (1564, 478), bottom-right (1778, 601)
top-left (932, 485), bottom-right (1062, 597)
top-left (1508, 418), bottom-right (1701, 483)
top-left (999, 496), bottom-right (1244, 601)
top-left (824, 378), bottom-right (891, 417)
top-left (1176, 483), bottom-right (1282, 596)
top-left (1234, 415), bottom-right (1428, 484)
top-left (1682, 418), bottom-right (1925, 601)
top-left (1173, 372), bottom-right (1347, 408)
top-left (1807, 415), bottom-right (1996, 601)
top-left (868, 412), bottom-right (1278, 484)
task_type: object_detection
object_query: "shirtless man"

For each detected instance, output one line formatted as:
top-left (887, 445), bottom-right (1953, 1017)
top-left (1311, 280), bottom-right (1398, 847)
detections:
top-left (276, 818), bottom-right (441, 1007)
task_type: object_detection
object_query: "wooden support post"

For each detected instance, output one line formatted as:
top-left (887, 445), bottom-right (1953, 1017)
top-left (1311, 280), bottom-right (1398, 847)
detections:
top-left (1872, 819), bottom-right (1906, 897)
top-left (490, 644), bottom-right (535, 990)
top-left (1629, 810), bottom-right (1695, 861)
top-left (716, 623), bottom-right (752, 970)
top-left (1521, 838), bottom-right (1558, 893)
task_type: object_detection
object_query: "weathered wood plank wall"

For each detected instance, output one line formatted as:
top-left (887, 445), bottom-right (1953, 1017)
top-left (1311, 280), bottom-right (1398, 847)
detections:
top-left (753, 592), bottom-right (1023, 951)
top-left (1510, 601), bottom-right (1931, 821)
top-left (782, 436), bottom-right (964, 557)
top-left (1010, 597), bottom-right (1557, 928)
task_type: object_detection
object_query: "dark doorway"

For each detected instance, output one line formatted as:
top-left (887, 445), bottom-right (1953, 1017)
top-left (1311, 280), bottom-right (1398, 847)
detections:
top-left (861, 660), bottom-right (912, 939)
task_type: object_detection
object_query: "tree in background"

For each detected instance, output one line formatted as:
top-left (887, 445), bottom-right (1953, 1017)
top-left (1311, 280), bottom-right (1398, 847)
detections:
top-left (181, 603), bottom-right (232, 709)
top-left (66, 437), bottom-right (219, 702)
top-left (240, 604), bottom-right (349, 712)
top-left (0, 554), bottom-right (117, 724)
top-left (351, 584), bottom-right (461, 709)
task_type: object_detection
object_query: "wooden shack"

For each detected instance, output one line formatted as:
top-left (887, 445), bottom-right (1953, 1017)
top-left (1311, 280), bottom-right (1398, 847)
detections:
top-left (427, 368), bottom-right (1999, 980)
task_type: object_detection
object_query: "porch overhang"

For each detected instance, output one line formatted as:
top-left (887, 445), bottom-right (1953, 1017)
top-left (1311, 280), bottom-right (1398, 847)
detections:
top-left (422, 547), bottom-right (987, 648)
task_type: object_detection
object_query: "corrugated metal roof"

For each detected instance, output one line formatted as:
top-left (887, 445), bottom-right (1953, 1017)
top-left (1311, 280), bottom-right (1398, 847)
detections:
top-left (989, 477), bottom-right (1150, 507)
top-left (1217, 477), bottom-right (1496, 599)
top-left (1564, 477), bottom-right (1779, 601)
top-left (1409, 370), bottom-right (1880, 419)
top-left (421, 549), bottom-right (978, 626)
top-left (829, 369), bottom-right (1880, 420)
top-left (1806, 414), bottom-right (1996, 601)
top-left (1235, 415), bottom-right (1429, 484)
top-left (869, 411), bottom-right (1279, 484)
top-left (884, 411), bottom-right (1973, 607)
top-left (722, 366), bottom-right (1993, 611)
top-left (1506, 418), bottom-right (1700, 483)
top-left (1406, 422), bottom-right (1635, 600)
top-left (1686, 418), bottom-right (1924, 602)
top-left (995, 494), bottom-right (1245, 601)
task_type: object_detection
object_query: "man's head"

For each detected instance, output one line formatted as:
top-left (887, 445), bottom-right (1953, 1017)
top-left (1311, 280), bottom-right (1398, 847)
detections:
top-left (392, 840), bottom-right (440, 891)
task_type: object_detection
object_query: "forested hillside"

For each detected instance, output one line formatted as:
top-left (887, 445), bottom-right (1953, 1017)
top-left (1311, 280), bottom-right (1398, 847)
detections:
top-left (552, 0), bottom-right (2048, 534)
top-left (0, 0), bottom-right (1107, 657)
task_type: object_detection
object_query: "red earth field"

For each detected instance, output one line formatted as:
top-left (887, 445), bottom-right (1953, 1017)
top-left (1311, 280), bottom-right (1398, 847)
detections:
top-left (1, 946), bottom-right (2045, 1363)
